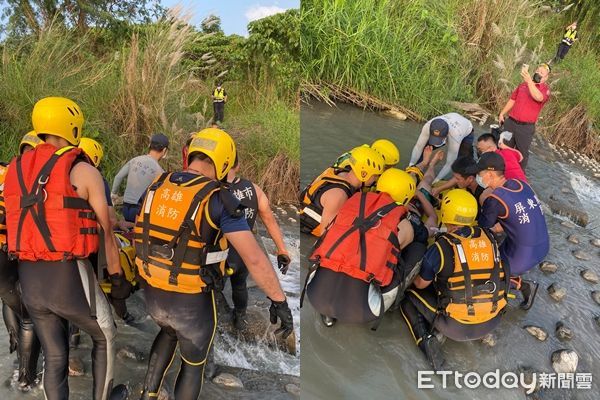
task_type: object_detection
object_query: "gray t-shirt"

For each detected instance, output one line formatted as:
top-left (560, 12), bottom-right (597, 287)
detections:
top-left (112, 155), bottom-right (164, 204)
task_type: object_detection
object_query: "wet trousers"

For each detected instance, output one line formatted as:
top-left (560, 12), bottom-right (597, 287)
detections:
top-left (19, 259), bottom-right (117, 400)
top-left (140, 281), bottom-right (217, 400)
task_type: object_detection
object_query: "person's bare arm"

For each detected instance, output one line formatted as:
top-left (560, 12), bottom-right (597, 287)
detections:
top-left (72, 163), bottom-right (122, 275)
top-left (413, 276), bottom-right (432, 289)
top-left (499, 99), bottom-right (515, 124)
top-left (319, 188), bottom-right (349, 231)
top-left (431, 177), bottom-right (457, 197)
top-left (409, 123), bottom-right (431, 166)
top-left (225, 231), bottom-right (285, 301)
top-left (396, 219), bottom-right (414, 249)
top-left (255, 184), bottom-right (288, 255)
top-left (415, 190), bottom-right (437, 229)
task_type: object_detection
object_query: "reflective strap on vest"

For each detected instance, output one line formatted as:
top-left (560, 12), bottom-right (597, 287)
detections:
top-left (300, 206), bottom-right (322, 224)
top-left (453, 242), bottom-right (476, 316)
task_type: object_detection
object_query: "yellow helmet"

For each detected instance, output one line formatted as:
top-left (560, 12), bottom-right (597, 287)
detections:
top-left (188, 128), bottom-right (236, 180)
top-left (376, 168), bottom-right (416, 205)
top-left (440, 189), bottom-right (478, 226)
top-left (32, 97), bottom-right (84, 145)
top-left (371, 139), bottom-right (400, 167)
top-left (19, 131), bottom-right (43, 154)
top-left (79, 137), bottom-right (104, 167)
top-left (347, 145), bottom-right (385, 183)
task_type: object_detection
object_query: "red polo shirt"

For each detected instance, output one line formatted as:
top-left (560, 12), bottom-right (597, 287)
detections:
top-left (509, 82), bottom-right (550, 123)
top-left (496, 148), bottom-right (527, 182)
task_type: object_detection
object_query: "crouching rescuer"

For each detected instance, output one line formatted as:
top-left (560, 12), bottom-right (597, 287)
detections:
top-left (400, 189), bottom-right (508, 371)
top-left (134, 128), bottom-right (293, 400)
top-left (303, 168), bottom-right (427, 329)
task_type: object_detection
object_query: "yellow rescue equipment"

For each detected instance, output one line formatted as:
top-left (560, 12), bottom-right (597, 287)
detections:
top-left (99, 232), bottom-right (137, 294)
top-left (134, 173), bottom-right (229, 294)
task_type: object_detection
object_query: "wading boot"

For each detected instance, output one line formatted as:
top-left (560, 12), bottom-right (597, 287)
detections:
top-left (203, 347), bottom-right (220, 380)
top-left (420, 334), bottom-right (445, 372)
top-left (17, 318), bottom-right (41, 391)
top-left (519, 279), bottom-right (539, 310)
top-left (232, 308), bottom-right (248, 332)
top-left (3, 303), bottom-right (19, 354)
top-left (320, 314), bottom-right (336, 327)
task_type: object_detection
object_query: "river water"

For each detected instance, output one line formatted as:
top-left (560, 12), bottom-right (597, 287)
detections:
top-left (0, 211), bottom-right (300, 399)
top-left (300, 101), bottom-right (600, 399)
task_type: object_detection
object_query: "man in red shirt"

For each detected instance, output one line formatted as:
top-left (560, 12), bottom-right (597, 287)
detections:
top-left (476, 133), bottom-right (527, 182)
top-left (498, 63), bottom-right (551, 169)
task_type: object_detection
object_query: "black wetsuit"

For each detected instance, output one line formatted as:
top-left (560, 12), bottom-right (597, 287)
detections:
top-left (307, 241), bottom-right (427, 324)
top-left (19, 259), bottom-right (117, 400)
top-left (400, 228), bottom-right (503, 343)
top-left (227, 177), bottom-right (258, 312)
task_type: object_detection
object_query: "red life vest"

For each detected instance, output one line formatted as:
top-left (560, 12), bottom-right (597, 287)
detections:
top-left (0, 163), bottom-right (8, 248)
top-left (310, 191), bottom-right (407, 287)
top-left (4, 143), bottom-right (99, 261)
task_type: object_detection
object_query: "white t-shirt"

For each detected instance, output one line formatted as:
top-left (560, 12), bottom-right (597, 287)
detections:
top-left (409, 113), bottom-right (473, 182)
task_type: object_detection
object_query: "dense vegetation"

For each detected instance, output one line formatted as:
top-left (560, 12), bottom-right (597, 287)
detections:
top-left (301, 0), bottom-right (599, 158)
top-left (0, 2), bottom-right (300, 202)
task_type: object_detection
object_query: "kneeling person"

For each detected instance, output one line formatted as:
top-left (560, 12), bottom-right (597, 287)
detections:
top-left (400, 189), bottom-right (508, 370)
top-left (305, 168), bottom-right (426, 328)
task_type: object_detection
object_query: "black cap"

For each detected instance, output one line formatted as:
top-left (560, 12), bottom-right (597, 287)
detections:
top-left (469, 152), bottom-right (505, 174)
top-left (150, 133), bottom-right (169, 149)
top-left (428, 118), bottom-right (449, 146)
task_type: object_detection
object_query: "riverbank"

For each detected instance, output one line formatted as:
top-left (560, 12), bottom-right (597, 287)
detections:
top-left (301, 0), bottom-right (600, 160)
top-left (300, 102), bottom-right (600, 399)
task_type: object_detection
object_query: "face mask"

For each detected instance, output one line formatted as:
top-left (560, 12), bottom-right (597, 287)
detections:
top-left (476, 174), bottom-right (487, 189)
top-left (532, 73), bottom-right (542, 83)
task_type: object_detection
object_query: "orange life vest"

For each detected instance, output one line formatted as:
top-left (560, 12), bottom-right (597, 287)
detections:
top-left (134, 172), bottom-right (229, 294)
top-left (4, 144), bottom-right (99, 261)
top-left (310, 191), bottom-right (407, 287)
top-left (300, 167), bottom-right (356, 237)
top-left (0, 163), bottom-right (8, 248)
top-left (436, 228), bottom-right (508, 324)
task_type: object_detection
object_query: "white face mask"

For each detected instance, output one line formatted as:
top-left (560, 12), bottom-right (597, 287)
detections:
top-left (476, 174), bottom-right (487, 189)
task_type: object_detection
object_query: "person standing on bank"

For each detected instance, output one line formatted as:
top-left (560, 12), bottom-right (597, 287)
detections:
top-left (111, 133), bottom-right (169, 223)
top-left (498, 63), bottom-right (551, 169)
top-left (553, 22), bottom-right (578, 63)
top-left (212, 82), bottom-right (227, 125)
top-left (226, 156), bottom-right (291, 331)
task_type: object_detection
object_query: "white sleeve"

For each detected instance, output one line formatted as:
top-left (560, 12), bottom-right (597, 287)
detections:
top-left (409, 122), bottom-right (431, 166)
top-left (434, 138), bottom-right (461, 183)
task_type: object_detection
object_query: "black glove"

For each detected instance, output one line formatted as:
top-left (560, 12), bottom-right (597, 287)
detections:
top-left (277, 254), bottom-right (291, 275)
top-left (268, 297), bottom-right (293, 339)
top-left (110, 273), bottom-right (133, 300)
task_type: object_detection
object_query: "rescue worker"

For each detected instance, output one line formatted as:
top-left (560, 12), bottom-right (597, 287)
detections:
top-left (400, 189), bottom-right (508, 371)
top-left (473, 152), bottom-right (549, 310)
top-left (111, 133), bottom-right (169, 223)
top-left (431, 157), bottom-right (484, 204)
top-left (4, 97), bottom-right (131, 400)
top-left (134, 128), bottom-right (293, 399)
top-left (212, 82), bottom-right (227, 124)
top-left (553, 22), bottom-right (578, 63)
top-left (498, 63), bottom-right (551, 169)
top-left (305, 168), bottom-right (425, 328)
top-left (0, 131), bottom-right (43, 390)
top-left (408, 113), bottom-right (474, 183)
top-left (300, 146), bottom-right (385, 237)
top-left (226, 156), bottom-right (291, 331)
top-left (334, 139), bottom-right (400, 170)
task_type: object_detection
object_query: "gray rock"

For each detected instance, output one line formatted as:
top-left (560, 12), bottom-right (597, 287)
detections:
top-left (68, 356), bottom-right (84, 377)
top-left (592, 291), bottom-right (600, 305)
top-left (213, 373), bottom-right (244, 389)
top-left (524, 325), bottom-right (548, 341)
top-left (481, 333), bottom-right (497, 347)
top-left (539, 261), bottom-right (558, 274)
top-left (580, 269), bottom-right (599, 284)
top-left (551, 350), bottom-right (578, 373)
top-left (595, 316), bottom-right (600, 327)
top-left (547, 283), bottom-right (567, 302)
top-left (560, 220), bottom-right (576, 228)
top-left (572, 250), bottom-right (591, 261)
top-left (116, 345), bottom-right (145, 362)
top-left (555, 322), bottom-right (573, 341)
top-left (591, 238), bottom-right (600, 248)
top-left (285, 383), bottom-right (301, 397)
top-left (567, 234), bottom-right (579, 244)
top-left (561, 187), bottom-right (571, 194)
